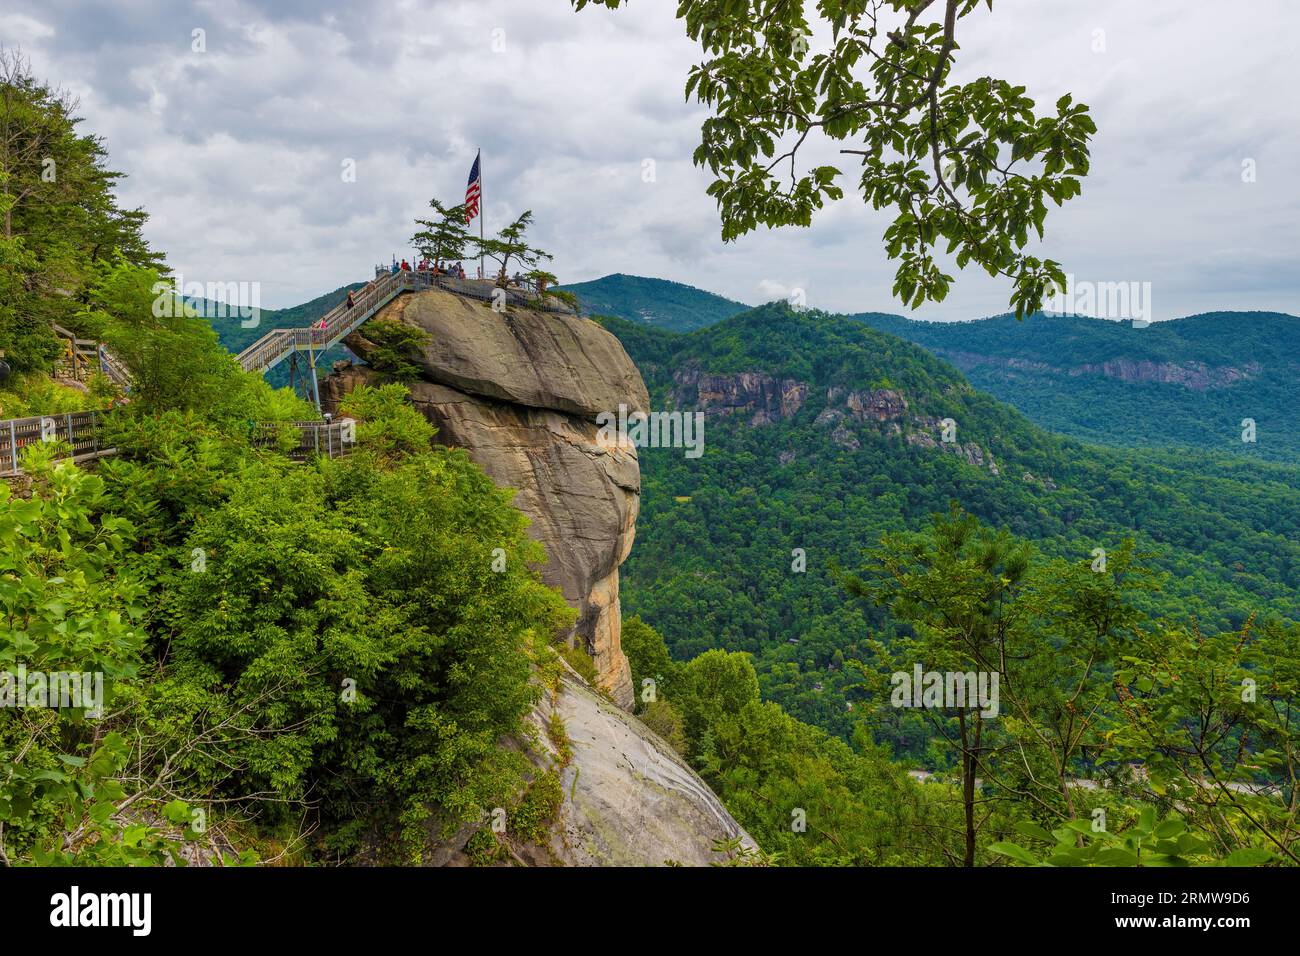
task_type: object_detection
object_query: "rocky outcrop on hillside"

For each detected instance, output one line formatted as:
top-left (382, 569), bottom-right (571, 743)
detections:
top-left (673, 368), bottom-right (1000, 474)
top-left (1070, 358), bottom-right (1260, 389)
top-left (534, 674), bottom-right (755, 866)
top-left (322, 286), bottom-right (649, 709)
top-left (420, 672), bottom-right (756, 867)
top-left (672, 367), bottom-right (808, 425)
top-left (937, 349), bottom-right (1261, 391)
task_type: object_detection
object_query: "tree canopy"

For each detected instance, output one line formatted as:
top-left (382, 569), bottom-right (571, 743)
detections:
top-left (572, 0), bottom-right (1094, 317)
top-left (0, 49), bottom-right (163, 373)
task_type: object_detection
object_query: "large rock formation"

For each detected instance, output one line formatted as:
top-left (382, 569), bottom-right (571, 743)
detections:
top-left (321, 286), bottom-right (647, 709)
top-left (530, 674), bottom-right (754, 866)
top-left (411, 672), bottom-right (756, 867)
top-left (673, 367), bottom-right (1002, 475)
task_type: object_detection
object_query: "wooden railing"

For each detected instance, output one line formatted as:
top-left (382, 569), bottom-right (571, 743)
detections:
top-left (0, 411), bottom-right (109, 475)
top-left (52, 325), bottom-right (132, 387)
top-left (0, 410), bottom-right (357, 476)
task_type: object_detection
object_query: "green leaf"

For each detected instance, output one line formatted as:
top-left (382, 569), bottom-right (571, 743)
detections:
top-left (1014, 820), bottom-right (1055, 844)
top-left (989, 841), bottom-right (1040, 865)
top-left (1222, 848), bottom-right (1273, 867)
top-left (162, 799), bottom-right (191, 825)
top-left (1153, 818), bottom-right (1185, 839)
top-left (1094, 848), bottom-right (1140, 867)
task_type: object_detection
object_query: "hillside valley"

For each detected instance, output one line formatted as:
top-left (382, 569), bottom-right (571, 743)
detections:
top-left (564, 275), bottom-right (1300, 462)
top-left (598, 303), bottom-right (1300, 749)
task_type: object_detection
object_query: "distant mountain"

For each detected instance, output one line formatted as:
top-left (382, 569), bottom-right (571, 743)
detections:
top-left (562, 272), bottom-right (1300, 461)
top-left (850, 310), bottom-right (1300, 462)
top-left (598, 303), bottom-right (1300, 745)
top-left (557, 273), bottom-right (749, 332)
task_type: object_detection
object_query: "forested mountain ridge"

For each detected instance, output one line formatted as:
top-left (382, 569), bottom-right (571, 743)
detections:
top-left (557, 273), bottom-right (750, 332)
top-left (564, 275), bottom-right (1300, 461)
top-left (599, 303), bottom-right (1300, 745)
top-left (852, 309), bottom-right (1300, 461)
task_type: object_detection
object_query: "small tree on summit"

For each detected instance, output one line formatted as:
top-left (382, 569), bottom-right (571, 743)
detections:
top-left (476, 210), bottom-right (552, 284)
top-left (412, 197), bottom-right (472, 263)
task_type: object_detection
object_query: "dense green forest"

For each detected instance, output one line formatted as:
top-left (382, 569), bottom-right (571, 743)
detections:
top-left (853, 309), bottom-right (1300, 462)
top-left (565, 274), bottom-right (1300, 462)
top-left (594, 302), bottom-right (1300, 865)
top-left (602, 304), bottom-right (1300, 746)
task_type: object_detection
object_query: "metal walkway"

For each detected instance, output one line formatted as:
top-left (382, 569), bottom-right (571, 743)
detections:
top-left (235, 269), bottom-right (575, 408)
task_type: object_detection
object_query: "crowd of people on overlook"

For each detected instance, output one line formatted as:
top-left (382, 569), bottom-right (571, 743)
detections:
top-left (306, 256), bottom-right (551, 341)
top-left (382, 258), bottom-right (469, 279)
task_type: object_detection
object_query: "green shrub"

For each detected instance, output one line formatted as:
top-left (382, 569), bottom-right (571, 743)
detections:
top-left (146, 429), bottom-right (573, 859)
top-left (558, 642), bottom-right (600, 687)
top-left (339, 382), bottom-right (435, 460)
top-left (510, 771), bottom-right (563, 846)
top-left (0, 453), bottom-right (190, 865)
top-left (361, 319), bottom-right (430, 381)
top-left (465, 826), bottom-right (503, 866)
top-left (0, 372), bottom-right (106, 418)
top-left (638, 699), bottom-right (687, 755)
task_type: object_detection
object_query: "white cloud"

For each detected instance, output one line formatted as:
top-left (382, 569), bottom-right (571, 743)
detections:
top-left (1, 0), bottom-right (1297, 320)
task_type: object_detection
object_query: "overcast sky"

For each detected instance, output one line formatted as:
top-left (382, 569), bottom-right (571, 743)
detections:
top-left (3, 0), bottom-right (1297, 320)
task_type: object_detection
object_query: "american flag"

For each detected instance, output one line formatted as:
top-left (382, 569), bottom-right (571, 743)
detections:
top-left (464, 152), bottom-right (481, 223)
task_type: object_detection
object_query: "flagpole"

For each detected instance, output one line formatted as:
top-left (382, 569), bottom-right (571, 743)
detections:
top-left (478, 147), bottom-right (485, 281)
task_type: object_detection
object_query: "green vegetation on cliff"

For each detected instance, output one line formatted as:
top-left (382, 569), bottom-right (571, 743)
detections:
top-left (1, 374), bottom-right (577, 864)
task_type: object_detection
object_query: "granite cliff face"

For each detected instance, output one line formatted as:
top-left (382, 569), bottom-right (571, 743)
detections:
top-left (527, 674), bottom-right (755, 865)
top-left (672, 366), bottom-right (1000, 474)
top-left (322, 287), bottom-right (648, 709)
top-left (412, 672), bottom-right (755, 867)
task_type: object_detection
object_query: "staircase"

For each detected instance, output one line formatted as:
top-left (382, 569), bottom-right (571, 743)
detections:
top-left (52, 324), bottom-right (133, 388)
top-left (235, 269), bottom-right (576, 401)
top-left (237, 269), bottom-right (435, 376)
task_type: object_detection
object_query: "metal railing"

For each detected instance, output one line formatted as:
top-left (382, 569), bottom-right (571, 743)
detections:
top-left (237, 270), bottom-right (418, 373)
top-left (98, 347), bottom-right (132, 387)
top-left (236, 270), bottom-right (575, 375)
top-left (251, 418), bottom-right (358, 462)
